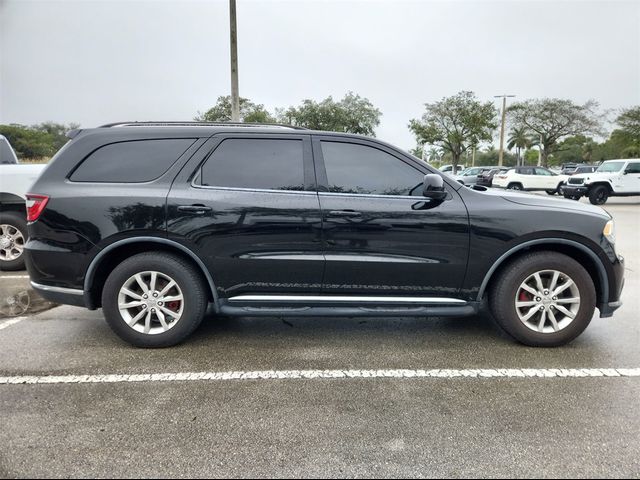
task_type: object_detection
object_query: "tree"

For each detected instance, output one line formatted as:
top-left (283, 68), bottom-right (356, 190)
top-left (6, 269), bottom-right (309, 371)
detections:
top-left (506, 127), bottom-right (532, 166)
top-left (508, 98), bottom-right (603, 167)
top-left (195, 96), bottom-right (276, 123)
top-left (279, 92), bottom-right (381, 136)
top-left (616, 107), bottom-right (640, 141)
top-left (408, 91), bottom-right (497, 169)
top-left (33, 122), bottom-right (80, 152)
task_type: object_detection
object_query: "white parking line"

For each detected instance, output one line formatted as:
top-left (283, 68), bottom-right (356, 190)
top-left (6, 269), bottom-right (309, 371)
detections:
top-left (0, 317), bottom-right (26, 331)
top-left (0, 275), bottom-right (30, 279)
top-left (1, 368), bottom-right (639, 385)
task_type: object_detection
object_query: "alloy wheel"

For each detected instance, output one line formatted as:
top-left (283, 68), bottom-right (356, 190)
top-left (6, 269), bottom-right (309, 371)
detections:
top-left (514, 269), bottom-right (581, 334)
top-left (118, 271), bottom-right (184, 335)
top-left (0, 224), bottom-right (25, 262)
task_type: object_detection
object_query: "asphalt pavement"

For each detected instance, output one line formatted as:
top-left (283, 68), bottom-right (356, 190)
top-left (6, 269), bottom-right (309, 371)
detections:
top-left (0, 197), bottom-right (639, 478)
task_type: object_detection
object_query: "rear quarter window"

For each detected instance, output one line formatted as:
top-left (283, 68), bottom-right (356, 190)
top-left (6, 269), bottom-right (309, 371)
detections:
top-left (69, 139), bottom-right (195, 183)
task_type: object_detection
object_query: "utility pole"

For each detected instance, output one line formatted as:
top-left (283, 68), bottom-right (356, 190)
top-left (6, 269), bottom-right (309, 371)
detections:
top-left (538, 134), bottom-right (543, 166)
top-left (494, 94), bottom-right (515, 167)
top-left (229, 0), bottom-right (240, 122)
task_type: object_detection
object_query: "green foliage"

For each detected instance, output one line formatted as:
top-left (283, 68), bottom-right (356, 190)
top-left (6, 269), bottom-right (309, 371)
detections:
top-left (195, 96), bottom-right (276, 123)
top-left (524, 148), bottom-right (540, 165)
top-left (278, 92), bottom-right (381, 136)
top-left (506, 127), bottom-right (533, 166)
top-left (0, 123), bottom-right (72, 159)
top-left (552, 135), bottom-right (598, 165)
top-left (590, 129), bottom-right (640, 161)
top-left (475, 145), bottom-right (517, 167)
top-left (508, 98), bottom-right (603, 167)
top-left (409, 91), bottom-right (497, 168)
top-left (616, 107), bottom-right (640, 141)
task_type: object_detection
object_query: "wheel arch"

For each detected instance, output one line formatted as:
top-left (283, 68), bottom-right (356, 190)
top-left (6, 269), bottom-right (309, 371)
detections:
top-left (83, 237), bottom-right (219, 311)
top-left (588, 181), bottom-right (613, 193)
top-left (478, 239), bottom-right (608, 308)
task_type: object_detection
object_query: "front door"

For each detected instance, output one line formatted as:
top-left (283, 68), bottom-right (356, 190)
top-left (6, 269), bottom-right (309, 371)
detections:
top-left (622, 161), bottom-right (640, 193)
top-left (313, 136), bottom-right (470, 298)
top-left (167, 134), bottom-right (324, 298)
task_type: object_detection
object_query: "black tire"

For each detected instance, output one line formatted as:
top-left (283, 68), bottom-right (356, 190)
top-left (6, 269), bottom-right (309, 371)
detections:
top-left (0, 212), bottom-right (28, 271)
top-left (102, 252), bottom-right (208, 347)
top-left (507, 183), bottom-right (523, 191)
top-left (588, 185), bottom-right (609, 205)
top-left (545, 190), bottom-right (556, 195)
top-left (489, 251), bottom-right (596, 347)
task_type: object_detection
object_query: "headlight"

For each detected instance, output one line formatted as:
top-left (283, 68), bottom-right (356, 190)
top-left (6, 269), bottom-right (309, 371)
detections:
top-left (603, 220), bottom-right (615, 245)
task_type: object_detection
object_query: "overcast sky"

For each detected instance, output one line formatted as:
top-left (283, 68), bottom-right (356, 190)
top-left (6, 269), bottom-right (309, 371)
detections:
top-left (1, 0), bottom-right (639, 149)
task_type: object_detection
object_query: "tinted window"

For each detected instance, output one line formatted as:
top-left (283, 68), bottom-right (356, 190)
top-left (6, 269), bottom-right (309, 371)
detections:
top-left (535, 167), bottom-right (553, 176)
top-left (201, 139), bottom-right (304, 191)
top-left (518, 167), bottom-right (534, 175)
top-left (71, 139), bottom-right (194, 183)
top-left (321, 141), bottom-right (423, 196)
top-left (626, 162), bottom-right (640, 174)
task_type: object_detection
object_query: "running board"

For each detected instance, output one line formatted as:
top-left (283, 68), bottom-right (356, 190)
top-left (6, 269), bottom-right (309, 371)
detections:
top-left (219, 296), bottom-right (479, 317)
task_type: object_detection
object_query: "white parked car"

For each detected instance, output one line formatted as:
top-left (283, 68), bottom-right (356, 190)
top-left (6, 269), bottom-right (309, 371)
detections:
top-left (439, 164), bottom-right (465, 175)
top-left (492, 166), bottom-right (568, 195)
top-left (562, 159), bottom-right (640, 204)
top-left (0, 136), bottom-right (47, 270)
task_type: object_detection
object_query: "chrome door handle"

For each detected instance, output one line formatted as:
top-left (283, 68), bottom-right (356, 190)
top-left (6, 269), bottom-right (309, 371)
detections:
top-left (177, 205), bottom-right (212, 214)
top-left (327, 210), bottom-right (362, 218)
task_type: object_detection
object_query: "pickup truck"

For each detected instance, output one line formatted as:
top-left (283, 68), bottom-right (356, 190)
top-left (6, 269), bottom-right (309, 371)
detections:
top-left (0, 135), bottom-right (46, 270)
top-left (562, 159), bottom-right (640, 204)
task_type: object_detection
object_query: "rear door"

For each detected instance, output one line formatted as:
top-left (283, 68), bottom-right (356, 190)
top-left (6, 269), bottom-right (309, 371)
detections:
top-left (313, 136), bottom-right (470, 298)
top-left (166, 133), bottom-right (324, 298)
top-left (534, 167), bottom-right (557, 189)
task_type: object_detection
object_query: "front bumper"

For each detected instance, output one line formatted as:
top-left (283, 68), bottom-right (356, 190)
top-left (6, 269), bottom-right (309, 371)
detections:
top-left (600, 254), bottom-right (625, 317)
top-left (562, 185), bottom-right (588, 197)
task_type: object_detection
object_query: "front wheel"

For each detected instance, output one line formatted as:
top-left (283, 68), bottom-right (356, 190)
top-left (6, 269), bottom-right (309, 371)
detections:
top-left (489, 251), bottom-right (596, 347)
top-left (589, 185), bottom-right (609, 205)
top-left (545, 190), bottom-right (557, 195)
top-left (102, 252), bottom-right (208, 347)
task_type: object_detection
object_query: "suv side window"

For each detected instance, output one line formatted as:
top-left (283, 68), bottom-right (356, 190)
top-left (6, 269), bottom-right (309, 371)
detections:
top-left (200, 138), bottom-right (305, 191)
top-left (70, 139), bottom-right (195, 183)
top-left (518, 167), bottom-right (534, 175)
top-left (320, 141), bottom-right (424, 196)
top-left (535, 167), bottom-right (553, 176)
top-left (625, 162), bottom-right (640, 174)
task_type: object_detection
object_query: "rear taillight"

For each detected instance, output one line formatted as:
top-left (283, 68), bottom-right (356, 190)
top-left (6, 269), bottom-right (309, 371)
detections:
top-left (25, 194), bottom-right (49, 222)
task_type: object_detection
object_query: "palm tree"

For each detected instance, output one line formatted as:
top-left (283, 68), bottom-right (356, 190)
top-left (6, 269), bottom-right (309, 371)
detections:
top-left (507, 127), bottom-right (532, 166)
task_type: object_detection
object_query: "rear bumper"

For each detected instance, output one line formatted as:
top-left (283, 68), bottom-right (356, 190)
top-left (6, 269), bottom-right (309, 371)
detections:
top-left (30, 281), bottom-right (87, 308)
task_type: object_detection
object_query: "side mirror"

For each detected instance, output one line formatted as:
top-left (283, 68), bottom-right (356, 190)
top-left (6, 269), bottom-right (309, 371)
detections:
top-left (423, 174), bottom-right (447, 201)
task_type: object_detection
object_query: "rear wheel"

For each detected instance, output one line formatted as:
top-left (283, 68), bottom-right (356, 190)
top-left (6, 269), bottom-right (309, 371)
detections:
top-left (545, 190), bottom-right (557, 195)
top-left (102, 252), bottom-right (208, 347)
top-left (0, 213), bottom-right (27, 271)
top-left (589, 185), bottom-right (609, 205)
top-left (490, 251), bottom-right (596, 347)
top-left (507, 183), bottom-right (523, 191)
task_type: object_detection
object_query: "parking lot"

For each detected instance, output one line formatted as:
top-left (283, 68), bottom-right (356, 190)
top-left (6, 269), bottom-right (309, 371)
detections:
top-left (0, 196), bottom-right (639, 478)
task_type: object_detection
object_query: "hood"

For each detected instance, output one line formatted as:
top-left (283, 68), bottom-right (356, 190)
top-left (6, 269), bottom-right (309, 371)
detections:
top-left (479, 188), bottom-right (610, 218)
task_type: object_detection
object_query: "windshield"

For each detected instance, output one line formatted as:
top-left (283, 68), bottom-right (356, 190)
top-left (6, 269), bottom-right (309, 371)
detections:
top-left (597, 161), bottom-right (625, 173)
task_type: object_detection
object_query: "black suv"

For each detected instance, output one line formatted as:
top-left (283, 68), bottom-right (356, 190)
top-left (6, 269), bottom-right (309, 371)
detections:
top-left (25, 122), bottom-right (624, 347)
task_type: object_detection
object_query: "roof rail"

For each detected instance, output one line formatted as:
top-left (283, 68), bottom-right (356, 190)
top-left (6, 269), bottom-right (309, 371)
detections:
top-left (98, 121), bottom-right (308, 130)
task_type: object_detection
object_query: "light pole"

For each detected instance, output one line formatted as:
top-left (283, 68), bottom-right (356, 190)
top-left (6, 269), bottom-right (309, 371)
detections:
top-left (229, 0), bottom-right (240, 122)
top-left (494, 94), bottom-right (515, 166)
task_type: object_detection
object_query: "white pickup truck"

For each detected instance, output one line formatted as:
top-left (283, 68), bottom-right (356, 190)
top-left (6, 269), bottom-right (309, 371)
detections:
top-left (0, 135), bottom-right (47, 270)
top-left (562, 158), bottom-right (640, 204)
